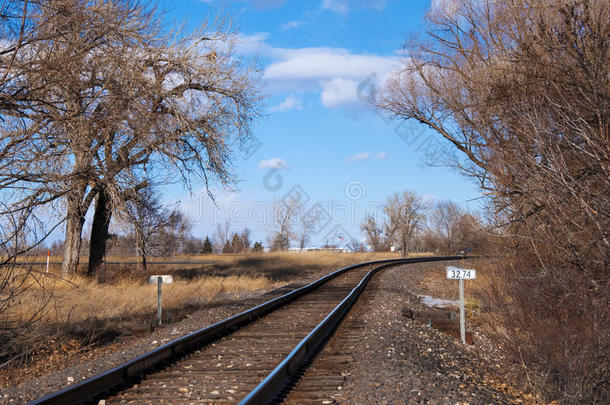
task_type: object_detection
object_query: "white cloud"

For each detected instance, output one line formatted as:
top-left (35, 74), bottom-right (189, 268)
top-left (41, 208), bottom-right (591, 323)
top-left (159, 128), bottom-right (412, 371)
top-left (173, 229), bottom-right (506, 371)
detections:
top-left (264, 48), bottom-right (397, 82)
top-left (322, 0), bottom-right (350, 14)
top-left (234, 32), bottom-right (400, 109)
top-left (321, 0), bottom-right (387, 14)
top-left (347, 152), bottom-right (370, 161)
top-left (264, 48), bottom-right (399, 107)
top-left (258, 157), bottom-right (289, 170)
top-left (347, 151), bottom-right (388, 161)
top-left (321, 78), bottom-right (359, 107)
top-left (269, 94), bottom-right (303, 112)
top-left (279, 20), bottom-right (303, 31)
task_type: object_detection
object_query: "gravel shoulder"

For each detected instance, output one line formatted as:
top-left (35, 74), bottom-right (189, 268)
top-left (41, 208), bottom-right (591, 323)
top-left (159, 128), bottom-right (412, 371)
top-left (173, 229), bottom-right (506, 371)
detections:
top-left (287, 261), bottom-right (532, 404)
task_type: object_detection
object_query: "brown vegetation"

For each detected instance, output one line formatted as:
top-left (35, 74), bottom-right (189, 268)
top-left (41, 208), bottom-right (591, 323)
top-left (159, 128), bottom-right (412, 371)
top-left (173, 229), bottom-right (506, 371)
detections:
top-left (378, 0), bottom-right (609, 402)
top-left (362, 193), bottom-right (490, 255)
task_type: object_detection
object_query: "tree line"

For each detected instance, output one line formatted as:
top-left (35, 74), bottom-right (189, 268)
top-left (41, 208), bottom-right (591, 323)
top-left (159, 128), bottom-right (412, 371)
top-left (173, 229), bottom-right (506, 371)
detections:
top-left (46, 212), bottom-right (264, 270)
top-left (361, 191), bottom-right (489, 256)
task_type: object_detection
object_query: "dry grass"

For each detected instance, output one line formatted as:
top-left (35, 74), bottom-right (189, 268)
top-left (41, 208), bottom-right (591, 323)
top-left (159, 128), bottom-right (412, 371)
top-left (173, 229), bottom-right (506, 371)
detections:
top-left (16, 251), bottom-right (408, 279)
top-left (7, 273), bottom-right (274, 327)
top-left (94, 251), bottom-right (408, 284)
top-left (418, 259), bottom-right (502, 308)
top-left (0, 251), bottom-right (409, 380)
top-left (7, 251), bottom-right (408, 328)
top-left (4, 251), bottom-right (432, 333)
top-left (418, 259), bottom-right (545, 403)
top-left (65, 252), bottom-right (408, 318)
top-left (418, 258), bottom-right (512, 337)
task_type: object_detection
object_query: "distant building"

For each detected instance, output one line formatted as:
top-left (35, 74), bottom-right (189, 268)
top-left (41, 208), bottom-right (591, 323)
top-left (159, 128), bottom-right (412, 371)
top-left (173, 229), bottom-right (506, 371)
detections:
top-left (306, 247), bottom-right (349, 253)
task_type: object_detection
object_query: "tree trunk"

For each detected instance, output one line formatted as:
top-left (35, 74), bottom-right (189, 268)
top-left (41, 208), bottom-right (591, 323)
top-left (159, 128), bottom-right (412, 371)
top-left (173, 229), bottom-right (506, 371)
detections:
top-left (138, 240), bottom-right (147, 271)
top-left (88, 189), bottom-right (112, 277)
top-left (61, 201), bottom-right (86, 275)
top-left (405, 228), bottom-right (415, 258)
top-left (135, 228), bottom-right (147, 271)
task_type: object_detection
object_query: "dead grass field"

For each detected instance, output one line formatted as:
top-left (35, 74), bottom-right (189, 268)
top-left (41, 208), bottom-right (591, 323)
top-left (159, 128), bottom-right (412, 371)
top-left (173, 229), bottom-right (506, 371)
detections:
top-left (8, 273), bottom-right (275, 327)
top-left (1, 251), bottom-right (406, 384)
top-left (7, 251), bottom-right (406, 326)
top-left (418, 258), bottom-right (500, 305)
top-left (417, 258), bottom-right (513, 340)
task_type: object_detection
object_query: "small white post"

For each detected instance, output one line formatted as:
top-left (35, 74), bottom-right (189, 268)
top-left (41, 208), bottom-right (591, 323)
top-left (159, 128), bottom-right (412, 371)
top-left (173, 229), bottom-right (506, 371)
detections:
top-left (46, 249), bottom-right (50, 273)
top-left (147, 275), bottom-right (172, 325)
top-left (459, 278), bottom-right (465, 344)
top-left (157, 276), bottom-right (162, 325)
top-left (446, 266), bottom-right (476, 345)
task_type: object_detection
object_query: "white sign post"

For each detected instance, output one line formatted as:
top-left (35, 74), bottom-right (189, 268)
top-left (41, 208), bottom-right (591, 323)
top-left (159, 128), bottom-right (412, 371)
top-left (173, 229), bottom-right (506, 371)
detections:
top-left (446, 266), bottom-right (476, 344)
top-left (148, 275), bottom-right (173, 325)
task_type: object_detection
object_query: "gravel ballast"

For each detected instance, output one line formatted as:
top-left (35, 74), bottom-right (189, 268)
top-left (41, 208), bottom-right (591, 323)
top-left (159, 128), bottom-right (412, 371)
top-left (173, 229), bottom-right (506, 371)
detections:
top-left (286, 261), bottom-right (530, 404)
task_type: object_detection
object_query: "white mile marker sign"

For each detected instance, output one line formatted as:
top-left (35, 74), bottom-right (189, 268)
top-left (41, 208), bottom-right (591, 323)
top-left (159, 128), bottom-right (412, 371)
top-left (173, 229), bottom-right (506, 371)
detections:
top-left (446, 266), bottom-right (476, 344)
top-left (446, 266), bottom-right (476, 280)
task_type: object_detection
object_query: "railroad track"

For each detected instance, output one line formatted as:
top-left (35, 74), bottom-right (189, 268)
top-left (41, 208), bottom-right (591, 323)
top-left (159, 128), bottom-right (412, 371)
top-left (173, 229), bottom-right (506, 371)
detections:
top-left (31, 256), bottom-right (463, 405)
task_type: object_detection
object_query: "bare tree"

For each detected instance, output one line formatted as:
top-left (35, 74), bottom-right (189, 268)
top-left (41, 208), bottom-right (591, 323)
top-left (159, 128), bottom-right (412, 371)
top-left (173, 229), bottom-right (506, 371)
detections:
top-left (377, 0), bottom-right (609, 400)
top-left (431, 201), bottom-right (458, 241)
top-left (346, 239), bottom-right (366, 252)
top-left (361, 215), bottom-right (385, 252)
top-left (452, 213), bottom-right (489, 254)
top-left (122, 189), bottom-right (172, 272)
top-left (428, 201), bottom-right (461, 254)
top-left (296, 211), bottom-right (319, 250)
top-left (424, 200), bottom-right (488, 254)
top-left (0, 0), bottom-right (261, 276)
top-left (239, 228), bottom-right (251, 252)
top-left (212, 221), bottom-right (231, 253)
top-left (156, 211), bottom-right (192, 257)
top-left (268, 199), bottom-right (298, 251)
top-left (384, 191), bottom-right (426, 257)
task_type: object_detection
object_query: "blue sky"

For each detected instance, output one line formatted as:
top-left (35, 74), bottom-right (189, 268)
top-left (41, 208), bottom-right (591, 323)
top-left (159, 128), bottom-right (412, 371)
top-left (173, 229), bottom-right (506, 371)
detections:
top-left (157, 0), bottom-right (483, 247)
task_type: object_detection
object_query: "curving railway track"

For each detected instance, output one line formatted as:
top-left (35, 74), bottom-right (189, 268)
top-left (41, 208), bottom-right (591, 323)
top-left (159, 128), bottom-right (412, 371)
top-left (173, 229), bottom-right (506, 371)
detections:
top-left (30, 256), bottom-right (464, 405)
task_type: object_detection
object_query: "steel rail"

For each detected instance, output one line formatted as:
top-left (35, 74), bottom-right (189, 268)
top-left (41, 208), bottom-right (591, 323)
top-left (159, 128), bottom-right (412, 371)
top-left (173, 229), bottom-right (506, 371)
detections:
top-left (240, 255), bottom-right (464, 404)
top-left (29, 257), bottom-right (422, 405)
